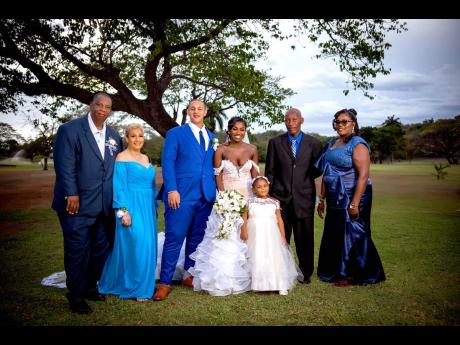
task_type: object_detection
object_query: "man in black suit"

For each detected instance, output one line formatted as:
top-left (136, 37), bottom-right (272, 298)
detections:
top-left (265, 108), bottom-right (322, 283)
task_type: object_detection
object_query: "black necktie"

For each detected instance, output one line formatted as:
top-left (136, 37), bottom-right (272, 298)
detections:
top-left (199, 130), bottom-right (206, 153)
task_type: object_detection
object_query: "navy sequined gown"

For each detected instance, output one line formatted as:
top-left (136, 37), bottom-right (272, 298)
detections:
top-left (314, 136), bottom-right (385, 285)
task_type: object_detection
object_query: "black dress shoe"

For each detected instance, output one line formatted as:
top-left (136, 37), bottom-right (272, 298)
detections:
top-left (84, 289), bottom-right (106, 301)
top-left (299, 277), bottom-right (311, 284)
top-left (66, 293), bottom-right (93, 314)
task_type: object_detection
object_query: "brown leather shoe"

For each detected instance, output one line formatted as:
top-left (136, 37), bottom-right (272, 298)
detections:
top-left (153, 284), bottom-right (171, 301)
top-left (181, 276), bottom-right (193, 288)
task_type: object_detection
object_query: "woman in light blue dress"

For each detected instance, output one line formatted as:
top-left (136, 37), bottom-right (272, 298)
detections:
top-left (98, 124), bottom-right (158, 301)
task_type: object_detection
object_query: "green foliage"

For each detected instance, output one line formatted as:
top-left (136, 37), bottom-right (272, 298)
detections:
top-left (142, 136), bottom-right (164, 166)
top-left (433, 163), bottom-right (450, 180)
top-left (360, 116), bottom-right (460, 164)
top-left (419, 116), bottom-right (460, 164)
top-left (0, 19), bottom-right (406, 136)
top-left (361, 116), bottom-right (405, 163)
top-left (203, 106), bottom-right (228, 133)
top-left (1, 161), bottom-right (459, 325)
top-left (0, 122), bottom-right (24, 158)
top-left (294, 19), bottom-right (407, 99)
top-left (21, 114), bottom-right (71, 170)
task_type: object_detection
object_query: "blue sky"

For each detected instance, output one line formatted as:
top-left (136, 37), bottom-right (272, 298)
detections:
top-left (1, 19), bottom-right (459, 139)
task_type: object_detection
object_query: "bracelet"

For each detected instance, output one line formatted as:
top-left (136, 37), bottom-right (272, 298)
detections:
top-left (116, 207), bottom-right (128, 218)
top-left (349, 203), bottom-right (357, 209)
top-left (315, 195), bottom-right (325, 206)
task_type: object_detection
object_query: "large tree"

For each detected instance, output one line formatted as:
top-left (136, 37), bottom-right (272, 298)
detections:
top-left (419, 116), bottom-right (460, 164)
top-left (23, 113), bottom-right (73, 170)
top-left (361, 115), bottom-right (405, 163)
top-left (0, 19), bottom-right (406, 136)
top-left (0, 122), bottom-right (24, 158)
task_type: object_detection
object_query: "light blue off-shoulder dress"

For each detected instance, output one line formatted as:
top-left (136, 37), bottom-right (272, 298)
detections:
top-left (98, 161), bottom-right (158, 299)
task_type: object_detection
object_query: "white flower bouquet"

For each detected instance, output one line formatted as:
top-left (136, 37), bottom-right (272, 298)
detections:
top-left (213, 189), bottom-right (246, 240)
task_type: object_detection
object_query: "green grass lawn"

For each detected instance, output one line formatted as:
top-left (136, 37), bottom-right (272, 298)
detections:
top-left (0, 161), bottom-right (459, 325)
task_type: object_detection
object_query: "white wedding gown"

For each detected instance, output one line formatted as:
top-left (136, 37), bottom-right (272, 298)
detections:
top-left (187, 159), bottom-right (258, 296)
top-left (246, 197), bottom-right (303, 293)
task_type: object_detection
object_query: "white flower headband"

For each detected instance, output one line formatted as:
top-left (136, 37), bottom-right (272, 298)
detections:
top-left (251, 175), bottom-right (270, 186)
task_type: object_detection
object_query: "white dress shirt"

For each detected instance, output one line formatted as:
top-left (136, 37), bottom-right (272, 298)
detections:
top-left (88, 113), bottom-right (107, 159)
top-left (188, 122), bottom-right (209, 150)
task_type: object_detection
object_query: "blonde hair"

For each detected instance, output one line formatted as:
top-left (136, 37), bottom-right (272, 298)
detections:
top-left (124, 123), bottom-right (144, 143)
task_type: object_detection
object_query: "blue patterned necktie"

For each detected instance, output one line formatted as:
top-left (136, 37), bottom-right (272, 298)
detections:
top-left (291, 139), bottom-right (296, 159)
top-left (199, 130), bottom-right (206, 153)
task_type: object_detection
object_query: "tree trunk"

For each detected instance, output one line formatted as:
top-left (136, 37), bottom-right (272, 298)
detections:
top-left (43, 157), bottom-right (48, 171)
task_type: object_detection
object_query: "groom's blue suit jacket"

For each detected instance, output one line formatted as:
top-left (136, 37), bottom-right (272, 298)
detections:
top-left (52, 114), bottom-right (123, 216)
top-left (158, 124), bottom-right (217, 203)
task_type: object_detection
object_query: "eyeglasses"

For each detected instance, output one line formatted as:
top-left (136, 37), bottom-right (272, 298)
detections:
top-left (333, 120), bottom-right (354, 126)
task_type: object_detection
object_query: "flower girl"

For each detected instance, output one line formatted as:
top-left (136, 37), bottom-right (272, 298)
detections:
top-left (241, 176), bottom-right (303, 295)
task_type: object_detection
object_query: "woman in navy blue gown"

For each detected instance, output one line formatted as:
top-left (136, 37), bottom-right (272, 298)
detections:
top-left (98, 124), bottom-right (158, 301)
top-left (315, 109), bottom-right (385, 287)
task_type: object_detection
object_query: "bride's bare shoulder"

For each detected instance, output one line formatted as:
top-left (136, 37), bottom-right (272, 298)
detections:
top-left (243, 142), bottom-right (257, 151)
top-left (215, 145), bottom-right (226, 154)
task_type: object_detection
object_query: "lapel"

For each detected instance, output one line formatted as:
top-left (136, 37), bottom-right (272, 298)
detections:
top-left (82, 114), bottom-right (104, 162)
top-left (184, 124), bottom-right (205, 159)
top-left (296, 131), bottom-right (308, 160)
top-left (281, 133), bottom-right (295, 161)
top-left (103, 128), bottom-right (115, 168)
top-left (204, 127), bottom-right (214, 160)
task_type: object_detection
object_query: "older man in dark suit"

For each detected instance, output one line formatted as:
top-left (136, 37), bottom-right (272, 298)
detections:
top-left (52, 92), bottom-right (123, 314)
top-left (265, 108), bottom-right (322, 284)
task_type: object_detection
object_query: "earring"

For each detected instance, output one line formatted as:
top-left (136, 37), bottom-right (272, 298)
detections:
top-left (352, 127), bottom-right (355, 134)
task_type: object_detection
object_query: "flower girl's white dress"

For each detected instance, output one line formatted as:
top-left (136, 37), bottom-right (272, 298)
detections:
top-left (246, 197), bottom-right (303, 294)
top-left (188, 160), bottom-right (258, 296)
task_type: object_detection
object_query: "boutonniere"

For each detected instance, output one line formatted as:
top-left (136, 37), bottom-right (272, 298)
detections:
top-left (212, 138), bottom-right (219, 151)
top-left (105, 137), bottom-right (118, 156)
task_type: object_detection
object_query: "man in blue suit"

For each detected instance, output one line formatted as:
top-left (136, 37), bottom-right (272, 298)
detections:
top-left (154, 99), bottom-right (217, 301)
top-left (52, 92), bottom-right (123, 314)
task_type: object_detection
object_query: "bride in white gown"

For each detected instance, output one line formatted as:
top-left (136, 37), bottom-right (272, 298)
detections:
top-left (187, 117), bottom-right (259, 296)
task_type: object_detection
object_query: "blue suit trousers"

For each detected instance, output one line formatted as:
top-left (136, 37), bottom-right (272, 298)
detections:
top-left (58, 212), bottom-right (114, 301)
top-left (159, 198), bottom-right (213, 285)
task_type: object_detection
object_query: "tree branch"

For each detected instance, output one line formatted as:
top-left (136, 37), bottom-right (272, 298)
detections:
top-left (165, 19), bottom-right (233, 55)
top-left (23, 20), bottom-right (142, 109)
top-left (171, 74), bottom-right (227, 93)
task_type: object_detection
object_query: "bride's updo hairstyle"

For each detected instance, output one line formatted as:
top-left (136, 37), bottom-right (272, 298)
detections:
top-left (227, 116), bottom-right (247, 132)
